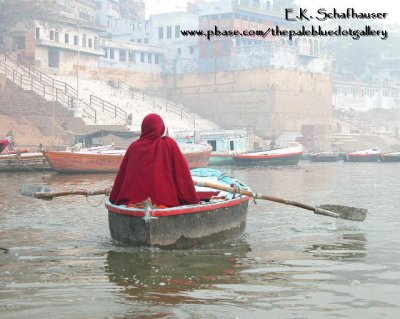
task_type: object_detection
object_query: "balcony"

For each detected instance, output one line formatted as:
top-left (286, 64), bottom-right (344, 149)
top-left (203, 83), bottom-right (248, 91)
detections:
top-left (35, 39), bottom-right (104, 56)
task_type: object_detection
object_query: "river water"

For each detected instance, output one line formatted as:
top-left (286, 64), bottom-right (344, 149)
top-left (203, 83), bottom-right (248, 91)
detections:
top-left (0, 162), bottom-right (399, 318)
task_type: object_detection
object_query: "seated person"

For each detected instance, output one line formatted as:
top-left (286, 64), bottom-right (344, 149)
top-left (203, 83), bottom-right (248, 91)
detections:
top-left (110, 114), bottom-right (200, 207)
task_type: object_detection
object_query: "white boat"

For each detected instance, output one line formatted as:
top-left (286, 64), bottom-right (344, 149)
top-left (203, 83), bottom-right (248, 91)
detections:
top-left (233, 142), bottom-right (304, 166)
top-left (343, 148), bottom-right (382, 162)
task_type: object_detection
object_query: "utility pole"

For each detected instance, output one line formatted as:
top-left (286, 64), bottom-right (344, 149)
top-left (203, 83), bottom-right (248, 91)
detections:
top-left (73, 23), bottom-right (82, 118)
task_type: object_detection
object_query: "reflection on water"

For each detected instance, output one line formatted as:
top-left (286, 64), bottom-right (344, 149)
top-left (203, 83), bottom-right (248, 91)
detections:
top-left (305, 233), bottom-right (367, 260)
top-left (1, 163), bottom-right (400, 318)
top-left (105, 241), bottom-right (251, 304)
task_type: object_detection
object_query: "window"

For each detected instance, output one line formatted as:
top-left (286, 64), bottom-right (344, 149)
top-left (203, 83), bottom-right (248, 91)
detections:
top-left (55, 31), bottom-right (59, 42)
top-left (137, 39), bottom-right (142, 43)
top-left (177, 48), bottom-right (181, 55)
top-left (104, 48), bottom-right (108, 58)
top-left (167, 26), bottom-right (172, 39)
top-left (48, 48), bottom-right (60, 68)
top-left (88, 38), bottom-right (92, 48)
top-left (79, 11), bottom-right (91, 21)
top-left (140, 52), bottom-right (144, 62)
top-left (230, 141), bottom-right (235, 151)
top-left (82, 34), bottom-right (86, 48)
top-left (119, 49), bottom-right (126, 62)
top-left (13, 36), bottom-right (26, 49)
top-left (175, 25), bottom-right (180, 38)
top-left (65, 33), bottom-right (69, 43)
top-left (189, 46), bottom-right (194, 55)
top-left (128, 50), bottom-right (135, 63)
top-left (74, 35), bottom-right (78, 45)
top-left (50, 30), bottom-right (54, 40)
top-left (94, 37), bottom-right (98, 49)
top-left (144, 38), bottom-right (149, 44)
top-left (158, 27), bottom-right (163, 39)
top-left (155, 54), bottom-right (159, 64)
top-left (110, 48), bottom-right (114, 59)
top-left (35, 28), bottom-right (40, 40)
top-left (147, 53), bottom-right (152, 63)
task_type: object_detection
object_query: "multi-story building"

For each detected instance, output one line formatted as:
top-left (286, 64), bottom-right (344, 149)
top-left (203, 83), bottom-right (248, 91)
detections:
top-left (197, 0), bottom-right (327, 73)
top-left (2, 0), bottom-right (105, 76)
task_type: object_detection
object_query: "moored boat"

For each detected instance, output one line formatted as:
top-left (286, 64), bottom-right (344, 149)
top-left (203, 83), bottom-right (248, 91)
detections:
top-left (381, 151), bottom-right (400, 162)
top-left (0, 152), bottom-right (50, 172)
top-left (177, 143), bottom-right (212, 168)
top-left (0, 138), bottom-right (9, 153)
top-left (44, 142), bottom-right (211, 173)
top-left (343, 148), bottom-right (382, 162)
top-left (233, 143), bottom-right (303, 166)
top-left (105, 168), bottom-right (251, 249)
top-left (309, 152), bottom-right (341, 162)
top-left (209, 152), bottom-right (235, 165)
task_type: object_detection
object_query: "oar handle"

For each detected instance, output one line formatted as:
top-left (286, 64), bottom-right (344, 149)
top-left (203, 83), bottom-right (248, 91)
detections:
top-left (35, 188), bottom-right (111, 200)
top-left (193, 180), bottom-right (317, 212)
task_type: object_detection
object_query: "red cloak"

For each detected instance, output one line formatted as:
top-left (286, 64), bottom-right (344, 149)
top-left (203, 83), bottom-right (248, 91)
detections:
top-left (109, 114), bottom-right (200, 207)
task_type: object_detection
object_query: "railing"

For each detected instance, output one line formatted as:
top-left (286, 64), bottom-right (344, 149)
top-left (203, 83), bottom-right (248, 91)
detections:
top-left (90, 95), bottom-right (127, 120)
top-left (115, 79), bottom-right (196, 126)
top-left (0, 58), bottom-right (97, 122)
top-left (1, 53), bottom-right (129, 124)
top-left (334, 109), bottom-right (378, 134)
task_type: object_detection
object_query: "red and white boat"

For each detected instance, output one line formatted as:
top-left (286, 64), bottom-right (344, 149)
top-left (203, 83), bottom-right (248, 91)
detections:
top-left (44, 143), bottom-right (212, 173)
top-left (343, 148), bottom-right (382, 162)
top-left (233, 142), bottom-right (303, 166)
top-left (0, 138), bottom-right (9, 153)
top-left (106, 168), bottom-right (251, 249)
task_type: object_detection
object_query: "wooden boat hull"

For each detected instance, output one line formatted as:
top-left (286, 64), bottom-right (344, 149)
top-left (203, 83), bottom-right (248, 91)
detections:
top-left (309, 153), bottom-right (340, 162)
top-left (381, 154), bottom-right (400, 162)
top-left (209, 153), bottom-right (235, 165)
top-left (0, 153), bottom-right (50, 172)
top-left (44, 146), bottom-right (211, 173)
top-left (106, 196), bottom-right (250, 249)
top-left (343, 154), bottom-right (381, 162)
top-left (233, 152), bottom-right (303, 166)
top-left (180, 147), bottom-right (211, 168)
top-left (44, 151), bottom-right (123, 173)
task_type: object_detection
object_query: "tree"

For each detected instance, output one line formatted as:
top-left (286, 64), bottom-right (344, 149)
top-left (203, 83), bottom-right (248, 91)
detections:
top-left (0, 0), bottom-right (60, 34)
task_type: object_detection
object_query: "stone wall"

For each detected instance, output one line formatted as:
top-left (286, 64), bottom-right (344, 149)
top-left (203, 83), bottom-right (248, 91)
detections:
top-left (166, 68), bottom-right (332, 150)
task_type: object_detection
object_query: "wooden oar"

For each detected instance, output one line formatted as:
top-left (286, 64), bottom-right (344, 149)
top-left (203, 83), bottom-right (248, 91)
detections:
top-left (192, 180), bottom-right (367, 222)
top-left (21, 182), bottom-right (367, 222)
top-left (20, 184), bottom-right (111, 200)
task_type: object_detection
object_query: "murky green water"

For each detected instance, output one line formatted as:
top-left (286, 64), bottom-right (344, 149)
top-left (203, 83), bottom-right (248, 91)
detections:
top-left (1, 162), bottom-right (399, 318)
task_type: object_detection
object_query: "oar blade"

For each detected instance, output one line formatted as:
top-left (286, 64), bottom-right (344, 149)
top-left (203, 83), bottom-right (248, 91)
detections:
top-left (21, 184), bottom-right (52, 197)
top-left (319, 204), bottom-right (367, 222)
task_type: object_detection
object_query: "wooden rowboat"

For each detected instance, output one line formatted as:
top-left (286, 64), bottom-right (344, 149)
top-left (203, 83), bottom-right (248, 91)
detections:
top-left (343, 148), bottom-right (382, 162)
top-left (381, 151), bottom-right (400, 162)
top-left (0, 152), bottom-right (50, 172)
top-left (233, 143), bottom-right (303, 166)
top-left (105, 168), bottom-right (251, 249)
top-left (309, 152), bottom-right (341, 162)
top-left (44, 143), bottom-right (212, 173)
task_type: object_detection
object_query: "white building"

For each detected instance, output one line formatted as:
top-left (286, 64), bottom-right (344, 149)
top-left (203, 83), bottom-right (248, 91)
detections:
top-left (99, 38), bottom-right (164, 73)
top-left (34, 0), bottom-right (104, 76)
top-left (333, 81), bottom-right (400, 111)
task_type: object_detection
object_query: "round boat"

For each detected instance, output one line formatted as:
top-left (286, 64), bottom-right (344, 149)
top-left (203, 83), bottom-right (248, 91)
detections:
top-left (105, 168), bottom-right (251, 249)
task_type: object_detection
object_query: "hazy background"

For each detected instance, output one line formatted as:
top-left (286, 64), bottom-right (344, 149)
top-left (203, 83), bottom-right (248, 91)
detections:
top-left (146, 0), bottom-right (400, 25)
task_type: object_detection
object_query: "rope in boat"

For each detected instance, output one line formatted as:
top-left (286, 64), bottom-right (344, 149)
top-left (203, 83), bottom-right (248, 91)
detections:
top-left (85, 194), bottom-right (107, 207)
top-left (15, 153), bottom-right (38, 174)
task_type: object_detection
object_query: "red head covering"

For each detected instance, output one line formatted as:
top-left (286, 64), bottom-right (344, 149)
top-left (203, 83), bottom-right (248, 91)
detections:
top-left (109, 114), bottom-right (199, 207)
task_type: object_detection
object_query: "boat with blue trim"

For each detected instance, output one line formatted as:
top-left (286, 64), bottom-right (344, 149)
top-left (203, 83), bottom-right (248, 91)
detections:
top-left (105, 168), bottom-right (251, 249)
top-left (309, 152), bottom-right (341, 162)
